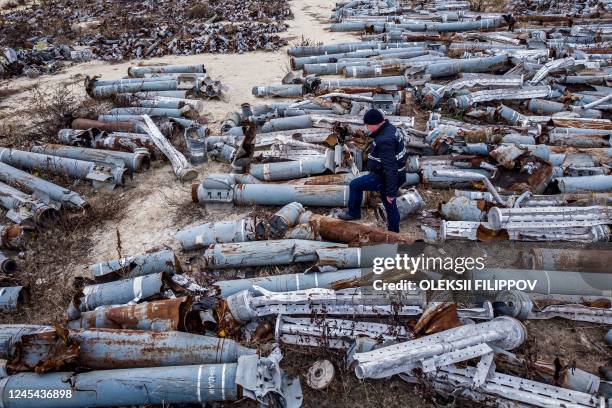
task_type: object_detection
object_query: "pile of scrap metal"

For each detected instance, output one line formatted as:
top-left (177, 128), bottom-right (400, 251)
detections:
top-left (0, 0), bottom-right (292, 78)
top-left (0, 251), bottom-right (303, 407)
top-left (0, 46), bottom-right (91, 79)
top-left (1, 227), bottom-right (610, 406)
top-left (0, 65), bottom-right (215, 226)
top-left (0, 65), bottom-right (215, 282)
top-left (164, 1), bottom-right (612, 407)
top-left (55, 229), bottom-right (610, 408)
top-left (77, 64), bottom-right (225, 179)
top-left (193, 0), bottom-right (612, 246)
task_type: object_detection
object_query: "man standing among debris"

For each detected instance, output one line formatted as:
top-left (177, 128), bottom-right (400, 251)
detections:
top-left (339, 108), bottom-right (407, 232)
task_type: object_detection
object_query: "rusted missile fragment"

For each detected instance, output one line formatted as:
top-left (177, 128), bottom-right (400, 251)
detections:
top-left (5, 327), bottom-right (78, 374)
top-left (551, 118), bottom-right (612, 130)
top-left (413, 302), bottom-right (462, 336)
top-left (286, 173), bottom-right (356, 185)
top-left (6, 327), bottom-right (256, 372)
top-left (0, 225), bottom-right (26, 250)
top-left (530, 294), bottom-right (611, 310)
top-left (94, 135), bottom-right (157, 156)
top-left (72, 329), bottom-right (255, 369)
top-left (71, 118), bottom-right (139, 133)
top-left (491, 154), bottom-right (553, 195)
top-left (515, 15), bottom-right (573, 23)
top-left (67, 296), bottom-right (200, 332)
top-left (309, 214), bottom-right (422, 245)
top-left (582, 47), bottom-right (612, 54)
top-left (0, 325), bottom-right (53, 359)
top-left (460, 128), bottom-right (505, 144)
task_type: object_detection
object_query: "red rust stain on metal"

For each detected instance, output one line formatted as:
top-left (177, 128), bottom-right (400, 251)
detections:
top-left (191, 183), bottom-right (199, 202)
top-left (413, 302), bottom-right (461, 336)
top-left (71, 119), bottom-right (136, 132)
top-left (309, 215), bottom-right (417, 245)
top-left (476, 225), bottom-right (510, 242)
top-left (104, 296), bottom-right (191, 331)
top-left (552, 118), bottom-right (612, 130)
top-left (8, 329), bottom-right (79, 374)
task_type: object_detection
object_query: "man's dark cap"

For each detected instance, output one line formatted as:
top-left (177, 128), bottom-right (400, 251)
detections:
top-left (363, 108), bottom-right (385, 125)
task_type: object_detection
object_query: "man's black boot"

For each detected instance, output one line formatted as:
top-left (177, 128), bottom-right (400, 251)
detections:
top-left (338, 211), bottom-right (360, 221)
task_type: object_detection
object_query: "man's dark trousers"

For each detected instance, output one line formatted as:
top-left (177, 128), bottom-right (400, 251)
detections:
top-left (346, 171), bottom-right (404, 232)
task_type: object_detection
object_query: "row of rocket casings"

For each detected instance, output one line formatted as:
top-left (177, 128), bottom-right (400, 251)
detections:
top-left (331, 0), bottom-right (612, 18)
top-left (328, 0), bottom-right (610, 46)
top-left (211, 93), bottom-right (612, 193)
top-left (0, 121), bottom-right (196, 297)
top-left (0, 321), bottom-right (606, 407)
top-left (251, 58), bottom-right (612, 126)
top-left (247, 12), bottom-right (612, 145)
top-left (186, 166), bottom-right (612, 243)
top-left (240, 48), bottom-right (612, 188)
top-left (0, 122), bottom-right (202, 225)
top-left (0, 241), bottom-right (610, 407)
top-left (204, 118), bottom-right (612, 190)
top-left (2, 205), bottom-right (610, 315)
top-left (252, 46), bottom-right (612, 96)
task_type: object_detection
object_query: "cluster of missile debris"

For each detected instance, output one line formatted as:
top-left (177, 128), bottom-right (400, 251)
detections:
top-left (0, 0), bottom-right (292, 78)
top-left (2, 231), bottom-right (611, 407)
top-left (0, 0), bottom-right (611, 406)
top-left (0, 64), bottom-right (223, 309)
top-left (181, 0), bottom-right (610, 405)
